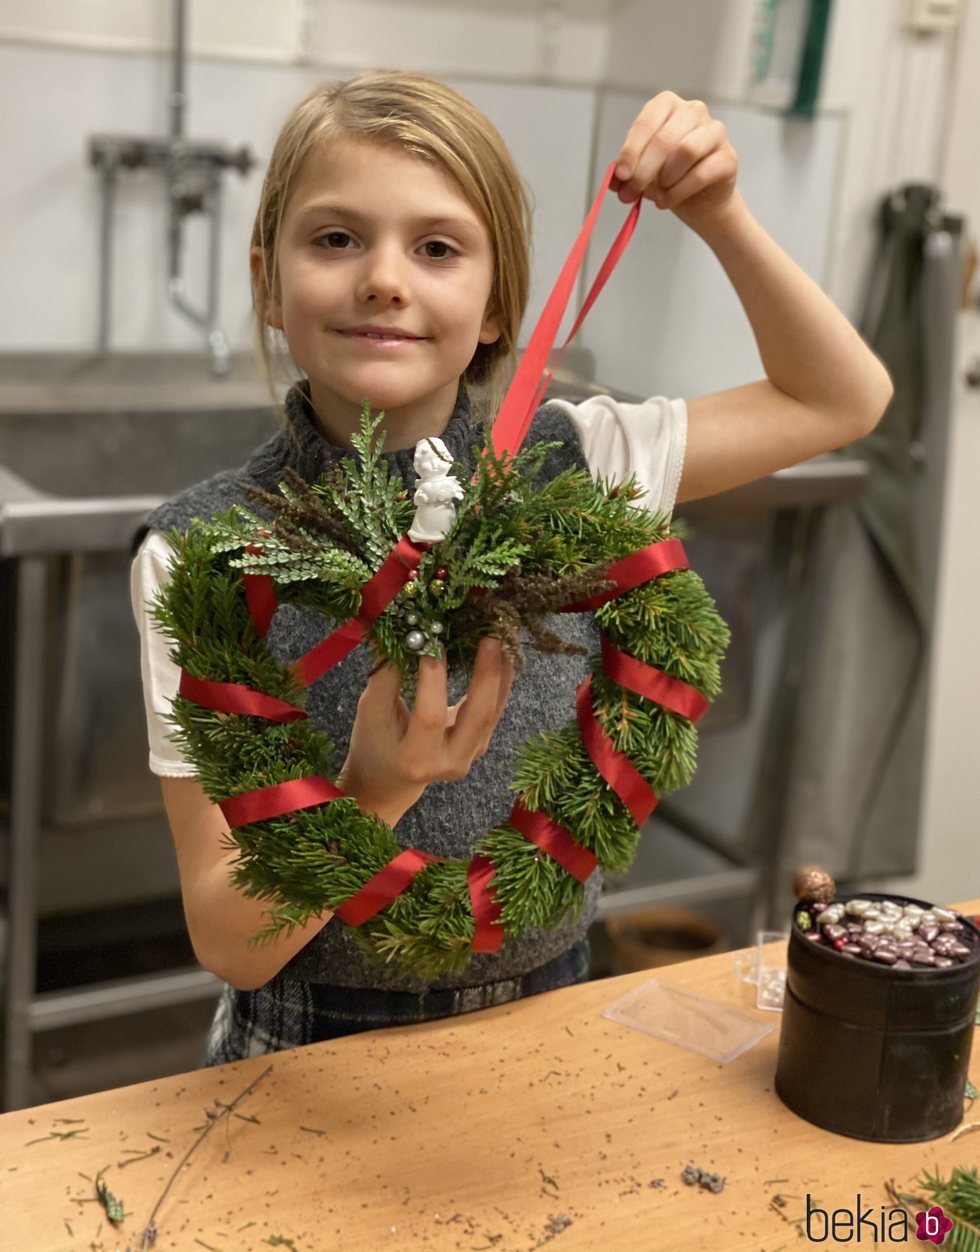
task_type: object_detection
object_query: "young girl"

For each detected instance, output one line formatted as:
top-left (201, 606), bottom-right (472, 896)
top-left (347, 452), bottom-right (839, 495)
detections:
top-left (131, 71), bottom-right (891, 1065)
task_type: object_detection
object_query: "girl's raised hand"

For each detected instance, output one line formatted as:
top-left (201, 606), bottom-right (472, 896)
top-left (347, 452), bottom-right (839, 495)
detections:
top-left (612, 91), bottom-right (739, 233)
top-left (337, 636), bottom-right (515, 828)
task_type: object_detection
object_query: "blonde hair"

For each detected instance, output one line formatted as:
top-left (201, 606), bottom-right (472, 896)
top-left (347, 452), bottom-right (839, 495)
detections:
top-left (251, 70), bottom-right (532, 414)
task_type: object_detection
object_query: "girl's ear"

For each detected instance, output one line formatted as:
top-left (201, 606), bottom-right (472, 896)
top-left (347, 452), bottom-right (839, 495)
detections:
top-left (250, 246), bottom-right (283, 330)
top-left (478, 311), bottom-right (501, 346)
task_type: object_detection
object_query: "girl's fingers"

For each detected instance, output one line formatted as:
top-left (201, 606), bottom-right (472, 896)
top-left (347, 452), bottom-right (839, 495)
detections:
top-left (362, 661), bottom-right (412, 735)
top-left (401, 650), bottom-right (449, 755)
top-left (656, 148), bottom-right (738, 212)
top-left (621, 113), bottom-right (704, 202)
top-left (493, 653), bottom-right (515, 723)
top-left (446, 637), bottom-right (508, 760)
top-left (616, 98), bottom-right (713, 203)
top-left (615, 92), bottom-right (677, 186)
top-left (363, 660), bottom-right (402, 706)
top-left (445, 697), bottom-right (464, 729)
top-left (657, 119), bottom-right (728, 192)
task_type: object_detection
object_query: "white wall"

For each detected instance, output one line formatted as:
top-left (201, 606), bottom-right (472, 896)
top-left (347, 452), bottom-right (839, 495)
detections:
top-left (603, 0), bottom-right (760, 102)
top-left (0, 43), bottom-right (596, 353)
top-left (0, 0), bottom-right (611, 80)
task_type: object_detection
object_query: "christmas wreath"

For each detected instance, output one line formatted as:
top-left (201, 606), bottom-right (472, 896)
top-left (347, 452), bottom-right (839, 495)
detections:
top-left (153, 407), bottom-right (729, 978)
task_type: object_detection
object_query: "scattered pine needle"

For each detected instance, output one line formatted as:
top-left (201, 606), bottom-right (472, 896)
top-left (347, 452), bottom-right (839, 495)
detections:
top-left (118, 1146), bottom-right (161, 1169)
top-left (25, 1128), bottom-right (89, 1146)
top-left (539, 1167), bottom-right (559, 1192)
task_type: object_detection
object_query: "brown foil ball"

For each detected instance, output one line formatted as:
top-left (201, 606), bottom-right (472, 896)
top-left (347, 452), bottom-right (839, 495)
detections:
top-left (793, 866), bottom-right (836, 907)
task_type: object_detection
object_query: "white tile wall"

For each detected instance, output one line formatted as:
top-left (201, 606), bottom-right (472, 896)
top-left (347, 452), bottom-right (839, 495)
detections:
top-left (0, 42), bottom-right (596, 353)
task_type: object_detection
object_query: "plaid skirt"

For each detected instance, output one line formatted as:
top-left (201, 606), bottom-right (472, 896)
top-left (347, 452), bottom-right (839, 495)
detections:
top-left (202, 938), bottom-right (591, 1066)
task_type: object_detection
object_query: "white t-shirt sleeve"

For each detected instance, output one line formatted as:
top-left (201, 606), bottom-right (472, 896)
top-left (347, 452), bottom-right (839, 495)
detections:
top-left (130, 530), bottom-right (197, 778)
top-left (548, 393), bottom-right (688, 514)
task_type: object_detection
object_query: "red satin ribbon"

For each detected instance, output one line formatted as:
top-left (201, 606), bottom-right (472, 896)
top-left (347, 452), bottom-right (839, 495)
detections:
top-left (178, 671), bottom-right (307, 723)
top-left (334, 848), bottom-right (440, 926)
top-left (220, 774), bottom-right (344, 828)
top-left (488, 162), bottom-right (641, 462)
top-left (243, 572), bottom-right (277, 638)
top-left (560, 538), bottom-right (689, 613)
top-left (576, 677), bottom-right (658, 827)
top-left (243, 540), bottom-right (277, 637)
top-left (509, 800), bottom-right (597, 883)
top-left (290, 535), bottom-right (427, 687)
top-left (468, 853), bottom-right (504, 952)
top-left (599, 636), bottom-right (709, 724)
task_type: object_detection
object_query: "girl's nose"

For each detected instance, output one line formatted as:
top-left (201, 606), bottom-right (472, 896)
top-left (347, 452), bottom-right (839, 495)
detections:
top-left (355, 243), bottom-right (410, 306)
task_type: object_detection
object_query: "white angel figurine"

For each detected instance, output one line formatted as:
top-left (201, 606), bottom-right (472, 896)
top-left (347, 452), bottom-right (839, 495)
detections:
top-left (408, 437), bottom-right (465, 543)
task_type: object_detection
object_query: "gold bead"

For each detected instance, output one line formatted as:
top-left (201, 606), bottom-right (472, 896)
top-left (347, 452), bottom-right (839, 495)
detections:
top-left (402, 581), bottom-right (419, 599)
top-left (429, 578), bottom-right (445, 597)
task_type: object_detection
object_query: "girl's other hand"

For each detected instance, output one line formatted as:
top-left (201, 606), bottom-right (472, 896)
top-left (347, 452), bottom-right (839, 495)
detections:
top-left (612, 91), bottom-right (739, 234)
top-left (337, 635), bottom-right (515, 827)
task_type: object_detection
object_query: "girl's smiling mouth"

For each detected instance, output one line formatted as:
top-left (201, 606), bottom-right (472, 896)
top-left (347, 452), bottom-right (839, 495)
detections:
top-left (336, 324), bottom-right (426, 343)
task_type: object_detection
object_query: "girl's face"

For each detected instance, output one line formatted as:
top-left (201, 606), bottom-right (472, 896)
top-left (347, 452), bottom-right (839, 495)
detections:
top-left (260, 139), bottom-right (500, 448)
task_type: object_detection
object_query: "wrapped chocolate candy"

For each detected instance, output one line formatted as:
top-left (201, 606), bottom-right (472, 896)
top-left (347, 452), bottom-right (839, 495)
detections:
top-left (793, 865), bottom-right (836, 907)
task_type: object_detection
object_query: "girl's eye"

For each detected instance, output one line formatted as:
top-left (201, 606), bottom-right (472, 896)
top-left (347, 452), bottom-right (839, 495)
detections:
top-left (422, 240), bottom-right (457, 260)
top-left (317, 231), bottom-right (355, 250)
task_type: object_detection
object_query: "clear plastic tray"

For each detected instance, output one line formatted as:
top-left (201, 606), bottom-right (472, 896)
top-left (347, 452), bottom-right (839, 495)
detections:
top-left (601, 977), bottom-right (776, 1063)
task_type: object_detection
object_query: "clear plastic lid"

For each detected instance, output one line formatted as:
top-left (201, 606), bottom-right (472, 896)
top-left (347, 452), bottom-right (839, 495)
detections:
top-left (601, 977), bottom-right (776, 1063)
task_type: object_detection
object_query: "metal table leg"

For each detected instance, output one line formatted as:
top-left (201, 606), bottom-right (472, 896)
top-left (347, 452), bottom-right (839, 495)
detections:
top-left (3, 556), bottom-right (47, 1110)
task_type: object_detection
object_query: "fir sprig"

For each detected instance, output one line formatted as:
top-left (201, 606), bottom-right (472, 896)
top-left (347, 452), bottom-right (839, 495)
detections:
top-left (888, 1167), bottom-right (980, 1252)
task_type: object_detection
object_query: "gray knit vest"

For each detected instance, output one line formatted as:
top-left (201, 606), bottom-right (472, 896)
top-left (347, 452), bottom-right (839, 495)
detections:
top-left (140, 383), bottom-right (602, 992)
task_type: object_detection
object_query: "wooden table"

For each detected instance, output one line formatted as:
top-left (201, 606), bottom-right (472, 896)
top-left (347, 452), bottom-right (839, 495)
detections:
top-left (3, 900), bottom-right (979, 1252)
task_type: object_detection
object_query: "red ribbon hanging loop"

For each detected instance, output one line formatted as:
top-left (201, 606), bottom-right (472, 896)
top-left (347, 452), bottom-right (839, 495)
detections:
top-left (488, 163), bottom-right (641, 463)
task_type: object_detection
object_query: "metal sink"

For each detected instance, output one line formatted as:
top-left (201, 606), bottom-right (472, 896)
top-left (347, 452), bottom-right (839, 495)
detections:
top-left (0, 351), bottom-right (281, 555)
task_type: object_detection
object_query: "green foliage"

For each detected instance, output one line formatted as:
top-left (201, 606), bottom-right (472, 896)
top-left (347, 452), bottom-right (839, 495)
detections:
top-left (889, 1166), bottom-right (980, 1252)
top-left (152, 403), bottom-right (729, 977)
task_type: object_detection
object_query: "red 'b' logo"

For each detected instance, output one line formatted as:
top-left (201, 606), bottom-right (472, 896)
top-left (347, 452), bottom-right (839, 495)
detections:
top-left (915, 1205), bottom-right (953, 1244)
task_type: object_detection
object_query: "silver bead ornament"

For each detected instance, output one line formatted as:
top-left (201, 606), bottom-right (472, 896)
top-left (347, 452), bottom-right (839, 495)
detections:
top-left (405, 630), bottom-right (426, 651)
